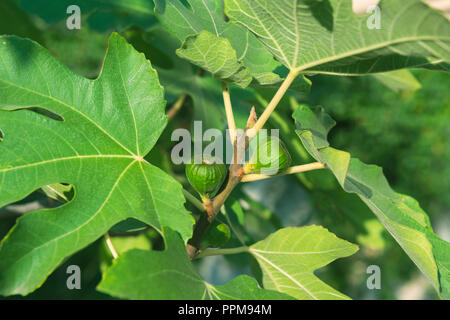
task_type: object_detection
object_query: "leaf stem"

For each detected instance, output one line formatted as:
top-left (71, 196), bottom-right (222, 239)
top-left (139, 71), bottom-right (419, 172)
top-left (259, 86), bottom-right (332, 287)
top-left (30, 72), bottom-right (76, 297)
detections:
top-left (195, 246), bottom-right (249, 259)
top-left (105, 233), bottom-right (119, 260)
top-left (166, 93), bottom-right (187, 119)
top-left (182, 189), bottom-right (206, 212)
top-left (241, 162), bottom-right (325, 182)
top-left (246, 70), bottom-right (299, 139)
top-left (222, 82), bottom-right (237, 144)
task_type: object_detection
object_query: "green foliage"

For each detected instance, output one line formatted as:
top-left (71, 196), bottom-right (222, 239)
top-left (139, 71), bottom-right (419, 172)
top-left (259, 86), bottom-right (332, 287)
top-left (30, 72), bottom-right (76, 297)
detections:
top-left (99, 230), bottom-right (155, 273)
top-left (0, 33), bottom-right (194, 295)
top-left (15, 0), bottom-right (156, 32)
top-left (308, 70), bottom-right (450, 213)
top-left (154, 0), bottom-right (284, 85)
top-left (249, 225), bottom-right (359, 300)
top-left (293, 105), bottom-right (450, 298)
top-left (225, 0), bottom-right (450, 74)
top-left (177, 30), bottom-right (252, 88)
top-left (0, 0), bottom-right (449, 301)
top-left (98, 228), bottom-right (292, 299)
top-left (143, 27), bottom-right (229, 131)
top-left (371, 70), bottom-right (421, 92)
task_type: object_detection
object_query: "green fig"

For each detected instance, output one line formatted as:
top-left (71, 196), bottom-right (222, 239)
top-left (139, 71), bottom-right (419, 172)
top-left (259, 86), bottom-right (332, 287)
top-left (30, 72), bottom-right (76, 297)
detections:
top-left (201, 222), bottom-right (231, 249)
top-left (244, 136), bottom-right (291, 174)
top-left (185, 156), bottom-right (227, 200)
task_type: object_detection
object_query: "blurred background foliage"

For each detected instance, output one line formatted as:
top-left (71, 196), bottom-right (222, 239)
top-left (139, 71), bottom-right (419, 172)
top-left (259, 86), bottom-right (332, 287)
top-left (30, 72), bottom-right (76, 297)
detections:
top-left (0, 0), bottom-right (448, 300)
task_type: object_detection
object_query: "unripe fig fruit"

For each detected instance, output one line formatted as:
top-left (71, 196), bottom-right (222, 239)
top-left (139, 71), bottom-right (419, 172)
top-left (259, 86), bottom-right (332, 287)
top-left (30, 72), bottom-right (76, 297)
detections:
top-left (244, 136), bottom-right (291, 174)
top-left (185, 156), bottom-right (227, 200)
top-left (201, 222), bottom-right (231, 249)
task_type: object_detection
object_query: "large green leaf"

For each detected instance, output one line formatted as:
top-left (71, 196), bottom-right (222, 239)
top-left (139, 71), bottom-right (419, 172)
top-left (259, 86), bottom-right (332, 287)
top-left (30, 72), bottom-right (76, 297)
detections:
top-left (293, 105), bottom-right (450, 299)
top-left (138, 27), bottom-right (256, 130)
top-left (224, 0), bottom-right (450, 74)
top-left (177, 30), bottom-right (252, 88)
top-left (153, 0), bottom-right (222, 41)
top-left (154, 0), bottom-right (284, 85)
top-left (249, 225), bottom-right (358, 300)
top-left (142, 27), bottom-right (232, 130)
top-left (98, 228), bottom-right (293, 299)
top-left (0, 33), bottom-right (194, 296)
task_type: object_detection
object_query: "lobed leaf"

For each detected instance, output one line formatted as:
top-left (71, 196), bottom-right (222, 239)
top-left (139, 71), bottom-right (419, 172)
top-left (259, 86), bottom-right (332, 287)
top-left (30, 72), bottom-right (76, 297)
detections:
top-left (145, 27), bottom-right (233, 130)
top-left (176, 31), bottom-right (252, 88)
top-left (249, 225), bottom-right (358, 300)
top-left (293, 104), bottom-right (450, 299)
top-left (153, 0), bottom-right (285, 85)
top-left (98, 228), bottom-right (293, 300)
top-left (0, 33), bottom-right (194, 296)
top-left (224, 0), bottom-right (450, 75)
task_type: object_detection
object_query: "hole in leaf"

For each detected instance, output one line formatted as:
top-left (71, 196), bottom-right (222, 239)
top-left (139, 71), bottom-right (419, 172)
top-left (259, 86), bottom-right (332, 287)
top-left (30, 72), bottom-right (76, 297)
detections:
top-left (40, 183), bottom-right (74, 204)
top-left (1, 183), bottom-right (74, 221)
top-left (179, 0), bottom-right (191, 9)
top-left (0, 128), bottom-right (3, 141)
top-left (109, 220), bottom-right (165, 251)
top-left (27, 107), bottom-right (64, 121)
top-left (110, 218), bottom-right (150, 234)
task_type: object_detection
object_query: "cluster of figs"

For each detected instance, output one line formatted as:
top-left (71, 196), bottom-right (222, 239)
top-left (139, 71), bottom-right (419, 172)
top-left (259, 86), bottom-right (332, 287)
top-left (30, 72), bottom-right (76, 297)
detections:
top-left (185, 136), bottom-right (291, 201)
top-left (185, 136), bottom-right (291, 248)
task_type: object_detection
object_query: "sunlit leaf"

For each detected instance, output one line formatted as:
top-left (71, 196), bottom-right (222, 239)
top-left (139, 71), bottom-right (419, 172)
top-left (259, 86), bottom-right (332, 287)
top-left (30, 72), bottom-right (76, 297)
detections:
top-left (177, 31), bottom-right (252, 88)
top-left (0, 33), bottom-right (194, 296)
top-left (293, 104), bottom-right (450, 298)
top-left (98, 228), bottom-right (294, 299)
top-left (249, 225), bottom-right (358, 300)
top-left (224, 0), bottom-right (450, 74)
top-left (154, 0), bottom-right (285, 85)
